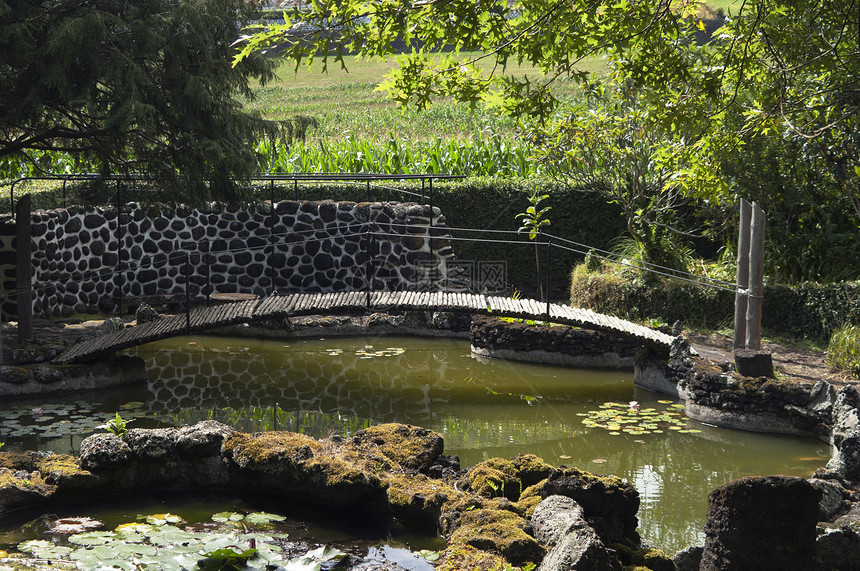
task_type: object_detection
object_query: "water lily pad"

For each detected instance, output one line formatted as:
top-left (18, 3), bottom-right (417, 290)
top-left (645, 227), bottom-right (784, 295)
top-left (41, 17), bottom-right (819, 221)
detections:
top-left (243, 512), bottom-right (287, 526)
top-left (19, 539), bottom-right (74, 559)
top-left (115, 522), bottom-right (153, 535)
top-left (68, 531), bottom-right (116, 545)
top-left (284, 555), bottom-right (323, 571)
top-left (417, 549), bottom-right (440, 562)
top-left (145, 513), bottom-right (184, 526)
top-left (50, 517), bottom-right (104, 534)
top-left (305, 545), bottom-right (346, 561)
top-left (211, 512), bottom-right (245, 523)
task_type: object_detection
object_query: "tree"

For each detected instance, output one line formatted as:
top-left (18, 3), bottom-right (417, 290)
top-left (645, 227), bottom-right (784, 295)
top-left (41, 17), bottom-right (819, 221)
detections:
top-left (1, 0), bottom-right (282, 202)
top-left (530, 78), bottom-right (698, 271)
top-left (236, 0), bottom-right (860, 210)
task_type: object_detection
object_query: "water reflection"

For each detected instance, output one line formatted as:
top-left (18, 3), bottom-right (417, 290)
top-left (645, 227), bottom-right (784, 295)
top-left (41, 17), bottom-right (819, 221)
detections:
top-left (1, 334), bottom-right (828, 554)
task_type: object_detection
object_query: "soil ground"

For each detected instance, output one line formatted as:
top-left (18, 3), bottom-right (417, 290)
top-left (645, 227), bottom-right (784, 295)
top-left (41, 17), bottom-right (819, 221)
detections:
top-left (686, 331), bottom-right (856, 386)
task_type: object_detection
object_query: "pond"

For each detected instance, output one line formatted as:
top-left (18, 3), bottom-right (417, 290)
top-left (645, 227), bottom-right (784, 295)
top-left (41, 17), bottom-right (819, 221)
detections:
top-left (0, 334), bottom-right (830, 555)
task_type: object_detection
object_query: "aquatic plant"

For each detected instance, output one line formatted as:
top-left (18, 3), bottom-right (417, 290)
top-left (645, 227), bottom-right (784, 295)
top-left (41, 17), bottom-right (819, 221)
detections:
top-left (578, 401), bottom-right (701, 436)
top-left (0, 401), bottom-right (151, 443)
top-left (13, 511), bottom-right (346, 571)
top-left (353, 346), bottom-right (406, 359)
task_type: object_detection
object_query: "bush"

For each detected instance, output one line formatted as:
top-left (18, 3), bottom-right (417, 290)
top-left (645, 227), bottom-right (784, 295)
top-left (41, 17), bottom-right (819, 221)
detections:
top-left (570, 264), bottom-right (860, 340)
top-left (826, 325), bottom-right (860, 379)
top-left (569, 264), bottom-right (734, 329)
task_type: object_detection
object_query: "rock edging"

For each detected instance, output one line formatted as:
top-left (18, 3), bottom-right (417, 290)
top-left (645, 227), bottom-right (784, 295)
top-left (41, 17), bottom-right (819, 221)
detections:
top-left (1, 422), bottom-right (655, 570)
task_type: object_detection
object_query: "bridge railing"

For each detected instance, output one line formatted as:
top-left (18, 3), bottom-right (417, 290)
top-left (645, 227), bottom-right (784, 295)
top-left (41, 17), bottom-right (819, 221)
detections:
top-left (19, 216), bottom-right (738, 331)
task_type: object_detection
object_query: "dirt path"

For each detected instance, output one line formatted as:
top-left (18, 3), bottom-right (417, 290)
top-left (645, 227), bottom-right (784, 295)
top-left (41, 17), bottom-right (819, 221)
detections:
top-left (686, 331), bottom-right (855, 386)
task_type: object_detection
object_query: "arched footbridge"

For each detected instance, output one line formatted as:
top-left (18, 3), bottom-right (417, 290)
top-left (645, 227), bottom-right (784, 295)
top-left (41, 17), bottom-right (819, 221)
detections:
top-left (55, 291), bottom-right (676, 364)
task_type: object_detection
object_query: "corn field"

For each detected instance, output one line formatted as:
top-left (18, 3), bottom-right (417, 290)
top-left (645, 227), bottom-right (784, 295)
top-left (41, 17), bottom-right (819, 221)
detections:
top-left (255, 135), bottom-right (542, 177)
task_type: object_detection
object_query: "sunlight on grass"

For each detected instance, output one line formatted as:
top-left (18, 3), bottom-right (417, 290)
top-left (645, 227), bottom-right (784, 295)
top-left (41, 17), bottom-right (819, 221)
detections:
top-left (245, 52), bottom-right (605, 141)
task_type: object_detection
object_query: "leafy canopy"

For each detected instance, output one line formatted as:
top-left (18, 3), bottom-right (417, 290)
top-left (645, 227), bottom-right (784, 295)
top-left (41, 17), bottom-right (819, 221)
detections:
top-left (0, 0), bottom-right (284, 202)
top-left (236, 0), bottom-right (860, 207)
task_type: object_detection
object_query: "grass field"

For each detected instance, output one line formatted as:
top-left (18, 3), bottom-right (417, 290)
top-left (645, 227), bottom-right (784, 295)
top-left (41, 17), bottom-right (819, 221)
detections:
top-left (244, 52), bottom-right (603, 142)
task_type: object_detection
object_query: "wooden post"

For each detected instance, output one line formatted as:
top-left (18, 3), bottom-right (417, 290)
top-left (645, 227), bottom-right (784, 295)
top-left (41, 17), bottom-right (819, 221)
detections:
top-left (733, 199), bottom-right (751, 350)
top-left (745, 202), bottom-right (766, 350)
top-left (15, 194), bottom-right (33, 343)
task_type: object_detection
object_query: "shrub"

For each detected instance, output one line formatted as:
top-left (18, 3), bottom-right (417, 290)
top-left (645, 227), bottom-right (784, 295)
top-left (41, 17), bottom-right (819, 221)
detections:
top-left (570, 265), bottom-right (860, 340)
top-left (569, 264), bottom-right (734, 329)
top-left (827, 325), bottom-right (860, 379)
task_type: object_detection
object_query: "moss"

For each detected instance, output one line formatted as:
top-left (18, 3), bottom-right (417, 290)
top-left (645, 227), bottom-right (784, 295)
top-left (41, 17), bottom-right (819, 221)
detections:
top-left (0, 468), bottom-right (48, 491)
top-left (612, 543), bottom-right (674, 571)
top-left (449, 508), bottom-right (544, 566)
top-left (0, 452), bottom-right (38, 471)
top-left (35, 454), bottom-right (92, 486)
top-left (223, 431), bottom-right (322, 467)
top-left (512, 482), bottom-right (544, 518)
top-left (351, 423), bottom-right (444, 472)
top-left (510, 454), bottom-right (553, 487)
top-left (436, 544), bottom-right (508, 571)
top-left (551, 465), bottom-right (629, 489)
top-left (385, 472), bottom-right (464, 527)
top-left (305, 454), bottom-right (378, 489)
top-left (463, 458), bottom-right (522, 500)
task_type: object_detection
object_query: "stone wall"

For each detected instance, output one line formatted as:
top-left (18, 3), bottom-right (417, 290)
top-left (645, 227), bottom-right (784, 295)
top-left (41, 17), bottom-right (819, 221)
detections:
top-left (0, 200), bottom-right (456, 319)
top-left (635, 339), bottom-right (835, 441)
top-left (469, 315), bottom-right (641, 369)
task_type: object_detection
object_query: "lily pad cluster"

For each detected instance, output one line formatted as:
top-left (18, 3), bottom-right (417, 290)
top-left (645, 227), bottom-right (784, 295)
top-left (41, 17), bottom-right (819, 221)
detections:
top-left (325, 346), bottom-right (406, 359)
top-left (0, 401), bottom-right (152, 440)
top-left (578, 401), bottom-right (702, 436)
top-left (14, 511), bottom-right (345, 571)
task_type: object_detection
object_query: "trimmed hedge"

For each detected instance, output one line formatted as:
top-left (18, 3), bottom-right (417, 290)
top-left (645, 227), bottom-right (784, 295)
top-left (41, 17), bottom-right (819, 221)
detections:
top-left (570, 266), bottom-right (860, 341)
top-left (569, 266), bottom-right (734, 329)
top-left (764, 282), bottom-right (860, 340)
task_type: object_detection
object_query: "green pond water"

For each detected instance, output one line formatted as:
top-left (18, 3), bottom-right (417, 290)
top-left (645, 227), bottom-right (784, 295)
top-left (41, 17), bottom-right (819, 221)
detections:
top-left (0, 334), bottom-right (830, 555)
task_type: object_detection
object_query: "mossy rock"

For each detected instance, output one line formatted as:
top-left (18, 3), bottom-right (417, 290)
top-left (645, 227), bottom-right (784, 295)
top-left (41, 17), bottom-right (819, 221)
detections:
top-left (462, 458), bottom-right (522, 500)
top-left (351, 423), bottom-right (444, 473)
top-left (223, 431), bottom-right (322, 470)
top-left (436, 544), bottom-right (509, 571)
top-left (385, 472), bottom-right (465, 528)
top-left (462, 455), bottom-right (553, 501)
top-left (541, 467), bottom-right (640, 545)
top-left (0, 467), bottom-right (53, 514)
top-left (224, 431), bottom-right (387, 511)
top-left (34, 453), bottom-right (95, 494)
top-left (511, 454), bottom-right (554, 488)
top-left (513, 482), bottom-right (544, 518)
top-left (613, 543), bottom-right (675, 571)
top-left (448, 508), bottom-right (545, 566)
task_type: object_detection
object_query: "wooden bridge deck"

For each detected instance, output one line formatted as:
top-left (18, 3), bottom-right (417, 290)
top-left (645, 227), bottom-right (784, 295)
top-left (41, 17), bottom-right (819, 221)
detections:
top-left (55, 292), bottom-right (675, 364)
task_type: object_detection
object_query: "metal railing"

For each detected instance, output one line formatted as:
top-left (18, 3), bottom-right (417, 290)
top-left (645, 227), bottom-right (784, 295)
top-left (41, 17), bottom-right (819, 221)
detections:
top-left (7, 173), bottom-right (464, 218)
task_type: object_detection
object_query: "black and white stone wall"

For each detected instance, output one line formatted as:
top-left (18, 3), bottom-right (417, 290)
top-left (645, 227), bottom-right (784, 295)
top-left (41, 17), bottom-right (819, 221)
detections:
top-left (0, 200), bottom-right (457, 319)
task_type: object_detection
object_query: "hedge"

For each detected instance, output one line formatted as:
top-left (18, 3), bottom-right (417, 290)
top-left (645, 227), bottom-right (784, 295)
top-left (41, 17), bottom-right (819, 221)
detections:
top-left (570, 266), bottom-right (860, 341)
